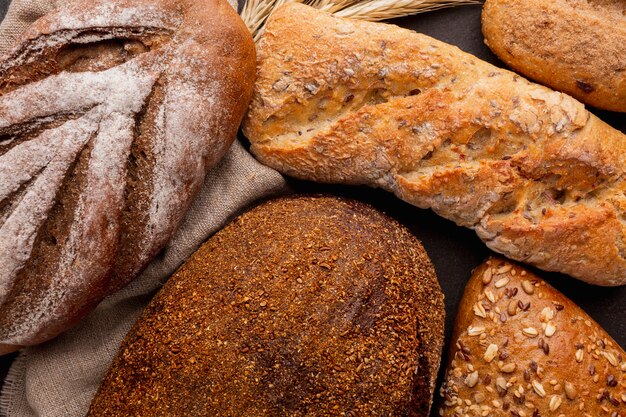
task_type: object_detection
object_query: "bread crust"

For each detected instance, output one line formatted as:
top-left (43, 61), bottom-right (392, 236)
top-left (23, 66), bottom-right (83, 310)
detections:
top-left (87, 195), bottom-right (445, 416)
top-left (243, 3), bottom-right (626, 286)
top-left (439, 258), bottom-right (626, 416)
top-left (0, 0), bottom-right (255, 354)
top-left (482, 0), bottom-right (626, 112)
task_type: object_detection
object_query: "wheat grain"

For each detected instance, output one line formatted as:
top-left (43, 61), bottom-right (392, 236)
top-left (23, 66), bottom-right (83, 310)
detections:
top-left (241, 0), bottom-right (481, 41)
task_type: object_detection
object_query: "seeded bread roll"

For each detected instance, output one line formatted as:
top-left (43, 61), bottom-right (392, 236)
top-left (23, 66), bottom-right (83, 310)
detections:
top-left (0, 0), bottom-right (255, 354)
top-left (439, 258), bottom-right (626, 416)
top-left (87, 195), bottom-right (445, 416)
top-left (482, 0), bottom-right (626, 112)
top-left (243, 3), bottom-right (626, 286)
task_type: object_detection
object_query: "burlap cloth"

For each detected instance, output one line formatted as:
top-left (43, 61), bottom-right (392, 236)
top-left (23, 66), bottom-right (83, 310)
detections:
top-left (0, 0), bottom-right (289, 415)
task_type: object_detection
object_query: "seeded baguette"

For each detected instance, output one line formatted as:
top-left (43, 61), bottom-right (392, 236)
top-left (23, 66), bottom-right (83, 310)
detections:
top-left (243, 3), bottom-right (626, 286)
top-left (439, 258), bottom-right (626, 416)
top-left (482, 0), bottom-right (626, 113)
top-left (88, 195), bottom-right (445, 416)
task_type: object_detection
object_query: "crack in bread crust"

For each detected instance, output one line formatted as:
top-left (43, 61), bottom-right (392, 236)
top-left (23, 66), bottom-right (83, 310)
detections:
top-left (0, 0), bottom-right (256, 353)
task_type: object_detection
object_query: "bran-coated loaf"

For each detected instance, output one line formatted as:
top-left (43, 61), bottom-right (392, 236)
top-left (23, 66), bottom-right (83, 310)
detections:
top-left (88, 195), bottom-right (445, 416)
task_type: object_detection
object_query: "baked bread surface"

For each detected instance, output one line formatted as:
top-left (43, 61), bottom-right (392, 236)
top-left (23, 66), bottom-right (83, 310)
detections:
top-left (439, 258), bottom-right (626, 416)
top-left (243, 3), bottom-right (626, 286)
top-left (0, 0), bottom-right (255, 354)
top-left (482, 0), bottom-right (626, 112)
top-left (87, 195), bottom-right (445, 416)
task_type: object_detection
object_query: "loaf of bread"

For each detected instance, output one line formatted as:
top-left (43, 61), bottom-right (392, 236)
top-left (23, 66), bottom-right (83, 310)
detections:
top-left (243, 3), bottom-right (626, 286)
top-left (482, 0), bottom-right (626, 113)
top-left (0, 0), bottom-right (255, 354)
top-left (87, 195), bottom-right (445, 416)
top-left (439, 258), bottom-right (626, 416)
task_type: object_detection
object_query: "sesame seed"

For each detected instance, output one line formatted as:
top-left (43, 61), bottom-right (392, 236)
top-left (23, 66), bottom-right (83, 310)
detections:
top-left (576, 349), bottom-right (584, 363)
top-left (474, 302), bottom-right (487, 318)
top-left (482, 268), bottom-right (493, 285)
top-left (508, 300), bottom-right (518, 316)
top-left (501, 363), bottom-right (516, 373)
top-left (532, 381), bottom-right (546, 397)
top-left (522, 327), bottom-right (538, 338)
top-left (465, 371), bottom-right (479, 388)
top-left (540, 307), bottom-right (554, 322)
top-left (564, 381), bottom-right (577, 400)
top-left (484, 344), bottom-right (499, 363)
top-left (497, 264), bottom-right (513, 274)
top-left (468, 326), bottom-right (486, 336)
top-left (522, 280), bottom-right (534, 294)
top-left (495, 277), bottom-right (510, 288)
top-left (603, 352), bottom-right (618, 367)
top-left (496, 376), bottom-right (508, 393)
top-left (549, 395), bottom-right (562, 411)
top-left (545, 322), bottom-right (556, 337)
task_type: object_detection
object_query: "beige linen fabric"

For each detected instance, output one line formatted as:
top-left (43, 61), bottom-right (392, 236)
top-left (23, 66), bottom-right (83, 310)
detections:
top-left (0, 0), bottom-right (56, 51)
top-left (0, 1), bottom-right (289, 416)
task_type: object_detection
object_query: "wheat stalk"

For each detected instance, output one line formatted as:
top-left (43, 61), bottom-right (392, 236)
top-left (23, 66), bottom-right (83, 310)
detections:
top-left (241, 0), bottom-right (481, 41)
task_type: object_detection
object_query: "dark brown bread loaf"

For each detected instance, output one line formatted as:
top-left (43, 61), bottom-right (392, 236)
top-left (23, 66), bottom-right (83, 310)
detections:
top-left (439, 258), bottom-right (626, 416)
top-left (87, 195), bottom-right (445, 416)
top-left (0, 0), bottom-right (255, 354)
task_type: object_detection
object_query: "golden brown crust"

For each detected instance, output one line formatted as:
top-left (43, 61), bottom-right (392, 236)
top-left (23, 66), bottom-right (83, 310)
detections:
top-left (0, 0), bottom-right (255, 354)
top-left (482, 0), bottom-right (626, 112)
top-left (243, 3), bottom-right (626, 286)
top-left (439, 258), bottom-right (626, 416)
top-left (87, 195), bottom-right (445, 416)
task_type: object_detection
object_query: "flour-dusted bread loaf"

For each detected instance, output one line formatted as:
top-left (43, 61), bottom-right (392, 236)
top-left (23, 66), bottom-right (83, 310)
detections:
top-left (482, 0), bottom-right (626, 113)
top-left (87, 195), bottom-right (445, 416)
top-left (0, 0), bottom-right (255, 354)
top-left (439, 258), bottom-right (626, 416)
top-left (243, 3), bottom-right (626, 286)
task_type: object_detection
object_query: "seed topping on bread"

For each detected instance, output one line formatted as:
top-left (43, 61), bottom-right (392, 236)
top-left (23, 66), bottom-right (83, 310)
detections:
top-left (440, 258), bottom-right (626, 416)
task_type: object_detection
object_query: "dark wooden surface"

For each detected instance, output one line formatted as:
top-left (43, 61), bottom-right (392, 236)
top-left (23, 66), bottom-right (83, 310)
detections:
top-left (0, 2), bottom-right (624, 416)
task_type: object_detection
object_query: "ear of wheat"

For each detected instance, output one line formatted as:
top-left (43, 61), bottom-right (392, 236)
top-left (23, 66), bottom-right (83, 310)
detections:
top-left (240, 0), bottom-right (481, 42)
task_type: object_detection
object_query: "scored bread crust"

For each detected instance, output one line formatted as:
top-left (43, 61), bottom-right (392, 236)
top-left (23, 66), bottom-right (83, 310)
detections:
top-left (0, 0), bottom-right (255, 354)
top-left (439, 258), bottom-right (626, 416)
top-left (482, 0), bottom-right (626, 113)
top-left (243, 3), bottom-right (626, 286)
top-left (87, 195), bottom-right (445, 416)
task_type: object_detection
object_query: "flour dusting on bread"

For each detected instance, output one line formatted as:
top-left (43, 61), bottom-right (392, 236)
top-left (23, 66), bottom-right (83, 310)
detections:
top-left (0, 0), bottom-right (256, 353)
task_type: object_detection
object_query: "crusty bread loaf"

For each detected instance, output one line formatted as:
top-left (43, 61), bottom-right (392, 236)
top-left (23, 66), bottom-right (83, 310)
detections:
top-left (482, 0), bottom-right (626, 113)
top-left (243, 3), bottom-right (626, 286)
top-left (439, 258), bottom-right (626, 416)
top-left (87, 195), bottom-right (445, 416)
top-left (0, 0), bottom-right (255, 354)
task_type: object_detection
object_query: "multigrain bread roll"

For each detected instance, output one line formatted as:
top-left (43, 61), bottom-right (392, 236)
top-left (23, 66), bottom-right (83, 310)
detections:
top-left (243, 3), bottom-right (626, 287)
top-left (87, 195), bottom-right (445, 416)
top-left (482, 0), bottom-right (626, 113)
top-left (439, 258), bottom-right (626, 416)
top-left (0, 0), bottom-right (255, 354)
